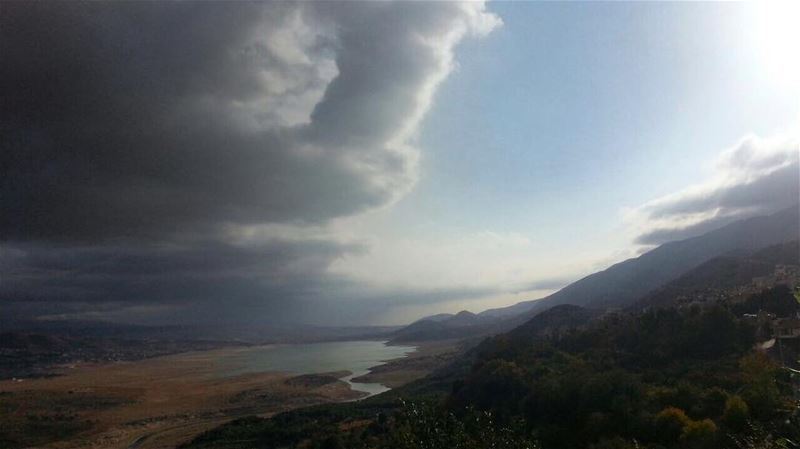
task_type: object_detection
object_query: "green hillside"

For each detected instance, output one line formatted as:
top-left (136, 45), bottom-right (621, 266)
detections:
top-left (183, 300), bottom-right (799, 449)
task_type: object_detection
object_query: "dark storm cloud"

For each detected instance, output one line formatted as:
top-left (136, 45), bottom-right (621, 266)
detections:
top-left (0, 239), bottom-right (365, 324)
top-left (2, 2), bottom-right (370, 241)
top-left (0, 240), bottom-right (361, 302)
top-left (633, 135), bottom-right (799, 246)
top-left (0, 1), bottom-right (498, 242)
top-left (0, 2), bottom-right (500, 324)
top-left (0, 240), bottom-right (510, 326)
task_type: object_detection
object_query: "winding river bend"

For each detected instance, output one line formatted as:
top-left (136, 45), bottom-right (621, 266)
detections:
top-left (213, 340), bottom-right (416, 396)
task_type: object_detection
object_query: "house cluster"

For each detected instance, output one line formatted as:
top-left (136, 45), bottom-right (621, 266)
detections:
top-left (668, 265), bottom-right (800, 310)
top-left (761, 266), bottom-right (800, 340)
top-left (752, 264), bottom-right (800, 290)
top-left (743, 309), bottom-right (800, 342)
top-left (673, 289), bottom-right (727, 307)
top-left (725, 265), bottom-right (800, 302)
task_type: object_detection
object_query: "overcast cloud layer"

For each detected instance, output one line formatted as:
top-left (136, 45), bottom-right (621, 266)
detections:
top-left (0, 2), bottom-right (501, 325)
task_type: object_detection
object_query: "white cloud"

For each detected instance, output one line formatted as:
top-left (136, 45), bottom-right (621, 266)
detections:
top-left (330, 229), bottom-right (537, 290)
top-left (627, 133), bottom-right (799, 245)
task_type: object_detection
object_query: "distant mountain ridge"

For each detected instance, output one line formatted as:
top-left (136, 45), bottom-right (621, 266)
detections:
top-left (395, 205), bottom-right (799, 340)
top-left (392, 310), bottom-right (493, 342)
top-left (478, 298), bottom-right (542, 319)
top-left (514, 204), bottom-right (799, 319)
top-left (411, 313), bottom-right (456, 324)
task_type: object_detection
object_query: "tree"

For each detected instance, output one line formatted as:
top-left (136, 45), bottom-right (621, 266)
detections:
top-left (681, 419), bottom-right (718, 449)
top-left (739, 353), bottom-right (782, 419)
top-left (722, 395), bottom-right (750, 432)
top-left (654, 407), bottom-right (690, 443)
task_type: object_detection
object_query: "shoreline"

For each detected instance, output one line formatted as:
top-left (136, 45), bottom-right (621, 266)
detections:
top-left (350, 339), bottom-right (461, 388)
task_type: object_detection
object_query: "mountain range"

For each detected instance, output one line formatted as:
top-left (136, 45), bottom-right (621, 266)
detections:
top-left (395, 205), bottom-right (799, 341)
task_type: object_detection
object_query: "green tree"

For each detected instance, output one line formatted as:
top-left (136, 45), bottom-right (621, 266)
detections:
top-left (680, 418), bottom-right (718, 449)
top-left (722, 395), bottom-right (750, 432)
top-left (654, 407), bottom-right (690, 443)
top-left (739, 353), bottom-right (782, 419)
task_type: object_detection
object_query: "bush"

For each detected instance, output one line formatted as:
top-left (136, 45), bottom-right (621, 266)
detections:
top-left (389, 401), bottom-right (539, 449)
top-left (723, 395), bottom-right (750, 432)
top-left (680, 418), bottom-right (718, 449)
top-left (654, 407), bottom-right (691, 442)
top-left (739, 353), bottom-right (782, 419)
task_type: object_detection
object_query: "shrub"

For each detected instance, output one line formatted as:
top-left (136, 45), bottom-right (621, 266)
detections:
top-left (723, 395), bottom-right (750, 432)
top-left (654, 407), bottom-right (690, 442)
top-left (739, 353), bottom-right (782, 419)
top-left (680, 418), bottom-right (718, 449)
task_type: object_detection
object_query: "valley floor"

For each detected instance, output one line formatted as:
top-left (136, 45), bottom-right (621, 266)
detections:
top-left (0, 341), bottom-right (449, 449)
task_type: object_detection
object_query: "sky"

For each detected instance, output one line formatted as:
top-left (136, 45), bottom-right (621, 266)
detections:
top-left (1, 1), bottom-right (798, 327)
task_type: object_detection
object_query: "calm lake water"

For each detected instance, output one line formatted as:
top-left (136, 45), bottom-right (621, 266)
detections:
top-left (215, 340), bottom-right (416, 397)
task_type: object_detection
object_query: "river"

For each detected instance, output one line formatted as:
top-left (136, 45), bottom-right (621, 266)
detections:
top-left (212, 340), bottom-right (416, 396)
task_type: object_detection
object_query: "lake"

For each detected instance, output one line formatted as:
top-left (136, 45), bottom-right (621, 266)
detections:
top-left (214, 340), bottom-right (416, 397)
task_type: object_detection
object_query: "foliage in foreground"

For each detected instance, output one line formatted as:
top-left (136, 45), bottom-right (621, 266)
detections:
top-left (184, 398), bottom-right (538, 449)
top-left (449, 305), bottom-right (798, 449)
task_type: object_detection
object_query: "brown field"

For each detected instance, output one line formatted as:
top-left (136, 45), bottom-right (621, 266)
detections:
top-left (0, 347), bottom-right (365, 449)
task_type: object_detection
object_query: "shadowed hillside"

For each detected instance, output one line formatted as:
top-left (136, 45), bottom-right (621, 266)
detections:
top-left (636, 240), bottom-right (799, 310)
top-left (503, 205), bottom-right (799, 322)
